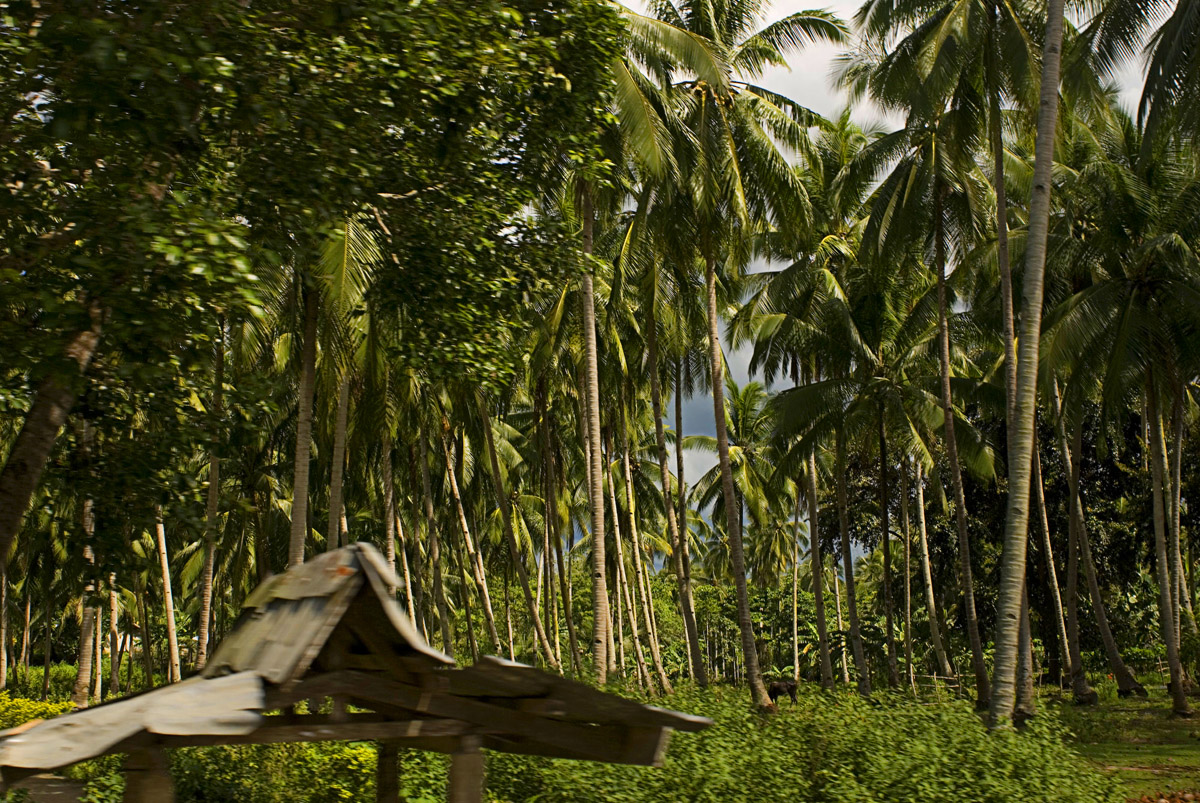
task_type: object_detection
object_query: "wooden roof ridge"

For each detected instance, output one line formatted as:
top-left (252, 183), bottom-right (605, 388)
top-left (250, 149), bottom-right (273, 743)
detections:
top-left (202, 543), bottom-right (453, 687)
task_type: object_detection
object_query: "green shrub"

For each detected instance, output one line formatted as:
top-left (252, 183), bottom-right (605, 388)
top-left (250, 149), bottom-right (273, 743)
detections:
top-left (0, 691), bottom-right (73, 729)
top-left (62, 687), bottom-right (1117, 803)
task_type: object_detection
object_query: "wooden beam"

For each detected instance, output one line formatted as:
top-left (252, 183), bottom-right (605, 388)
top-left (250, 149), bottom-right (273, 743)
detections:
top-left (123, 748), bottom-right (174, 803)
top-left (376, 741), bottom-right (399, 803)
top-left (156, 715), bottom-right (475, 748)
top-left (447, 736), bottom-right (483, 803)
top-left (335, 670), bottom-right (637, 764)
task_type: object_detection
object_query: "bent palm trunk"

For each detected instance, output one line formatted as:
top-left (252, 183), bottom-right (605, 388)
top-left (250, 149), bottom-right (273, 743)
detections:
top-left (916, 462), bottom-right (955, 679)
top-left (704, 256), bottom-right (769, 708)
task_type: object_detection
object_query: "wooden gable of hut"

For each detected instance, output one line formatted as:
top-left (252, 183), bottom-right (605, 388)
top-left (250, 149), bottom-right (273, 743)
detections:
top-left (0, 544), bottom-right (711, 802)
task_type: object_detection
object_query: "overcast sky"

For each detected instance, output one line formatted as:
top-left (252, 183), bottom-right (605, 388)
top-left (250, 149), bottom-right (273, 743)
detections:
top-left (625, 0), bottom-right (1149, 490)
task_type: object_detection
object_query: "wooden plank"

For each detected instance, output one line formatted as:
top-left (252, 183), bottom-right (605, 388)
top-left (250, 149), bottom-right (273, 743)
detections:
top-left (447, 736), bottom-right (484, 803)
top-left (332, 671), bottom-right (634, 764)
top-left (376, 741), bottom-right (399, 803)
top-left (158, 716), bottom-right (476, 748)
top-left (122, 748), bottom-right (174, 803)
top-left (144, 672), bottom-right (264, 736)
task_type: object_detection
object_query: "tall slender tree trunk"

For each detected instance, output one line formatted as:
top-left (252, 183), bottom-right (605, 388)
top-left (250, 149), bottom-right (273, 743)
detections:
top-left (154, 508), bottom-right (181, 684)
top-left (0, 564), bottom-right (7, 692)
top-left (479, 400), bottom-right (559, 670)
top-left (646, 320), bottom-right (705, 685)
top-left (989, 0), bottom-right (1066, 725)
top-left (1063, 462), bottom-right (1098, 704)
top-left (620, 397), bottom-right (671, 692)
top-left (1054, 387), bottom-right (1146, 695)
top-left (546, 417), bottom-right (583, 674)
top-left (72, 428), bottom-right (97, 707)
top-left (20, 590), bottom-right (30, 691)
top-left (91, 603), bottom-right (102, 701)
top-left (1170, 387), bottom-right (1196, 634)
top-left (405, 446), bottom-right (427, 639)
top-left (0, 305), bottom-right (103, 564)
top-left (418, 433), bottom-right (453, 658)
top-left (915, 462), bottom-right (954, 679)
top-left (935, 191), bottom-right (988, 708)
top-left (836, 430), bottom-right (871, 696)
top-left (1149, 377), bottom-right (1192, 717)
top-left (579, 187), bottom-right (609, 683)
top-left (289, 284), bottom-right (319, 567)
top-left (879, 409), bottom-right (899, 687)
top-left (396, 512), bottom-right (416, 621)
top-left (383, 433), bottom-right (398, 595)
top-left (1033, 438), bottom-right (1071, 674)
top-left (454, 534), bottom-right (480, 663)
top-left (831, 552), bottom-right (851, 685)
top-left (809, 451), bottom-right (834, 689)
top-left (1015, 587), bottom-right (1036, 720)
top-left (198, 320), bottom-right (224, 669)
top-left (793, 494), bottom-right (801, 682)
top-left (900, 459), bottom-right (915, 691)
top-left (439, 429), bottom-right (501, 653)
top-left (704, 256), bottom-right (768, 707)
top-left (109, 576), bottom-right (119, 695)
top-left (608, 450), bottom-right (650, 689)
top-left (325, 374), bottom-right (352, 553)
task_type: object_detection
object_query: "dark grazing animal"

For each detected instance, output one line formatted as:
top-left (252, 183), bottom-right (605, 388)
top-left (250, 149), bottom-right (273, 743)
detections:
top-left (767, 679), bottom-right (798, 705)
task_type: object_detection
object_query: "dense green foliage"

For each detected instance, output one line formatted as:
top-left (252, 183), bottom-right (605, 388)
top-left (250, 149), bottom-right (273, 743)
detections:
top-left (48, 688), bottom-right (1117, 802)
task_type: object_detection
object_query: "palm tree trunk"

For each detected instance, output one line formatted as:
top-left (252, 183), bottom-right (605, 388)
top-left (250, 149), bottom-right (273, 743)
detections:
top-left (479, 399), bottom-right (559, 670)
top-left (198, 320), bottom-right (224, 668)
top-left (608, 457), bottom-right (650, 689)
top-left (619, 400), bottom-right (672, 693)
top-left (20, 590), bottom-right (30, 692)
top-left (439, 430), bottom-right (501, 653)
top-left (1063, 465), bottom-right (1097, 704)
top-left (404, 446), bottom-right (427, 639)
top-left (646, 319), bottom-right (706, 685)
top-left (900, 459), bottom-right (915, 691)
top-left (831, 552), bottom-right (851, 685)
top-left (1015, 587), bottom-right (1035, 720)
top-left (72, 531), bottom-right (96, 705)
top-left (704, 256), bottom-right (769, 707)
top-left (41, 580), bottom-right (52, 700)
top-left (396, 511), bottom-right (416, 621)
top-left (879, 409), bottom-right (900, 687)
top-left (579, 186), bottom-right (610, 683)
top-left (546, 415), bottom-right (584, 674)
top-left (288, 283), bottom-right (319, 567)
top-left (1054, 387), bottom-right (1145, 695)
top-left (792, 496), bottom-right (800, 683)
top-left (418, 433), bottom-right (454, 658)
top-left (324, 373), bottom-right (351, 553)
top-left (109, 576), bottom-right (119, 695)
top-left (1032, 438), bottom-right (1070, 676)
top-left (1170, 386), bottom-right (1196, 634)
top-left (383, 433), bottom-right (397, 595)
top-left (989, 0), bottom-right (1066, 725)
top-left (935, 190), bottom-right (988, 708)
top-left (454, 534), bottom-right (480, 663)
top-left (154, 507), bottom-right (181, 684)
top-left (809, 451), bottom-right (834, 689)
top-left (1148, 376), bottom-right (1191, 716)
top-left (91, 603), bottom-right (102, 701)
top-left (836, 429), bottom-right (871, 696)
top-left (916, 461), bottom-right (955, 679)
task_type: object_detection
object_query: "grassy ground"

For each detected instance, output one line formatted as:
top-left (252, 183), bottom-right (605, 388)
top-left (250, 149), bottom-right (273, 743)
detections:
top-left (1052, 676), bottom-right (1200, 799)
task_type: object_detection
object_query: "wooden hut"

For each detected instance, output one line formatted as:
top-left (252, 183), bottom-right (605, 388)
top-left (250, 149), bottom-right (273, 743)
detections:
top-left (0, 544), bottom-right (711, 802)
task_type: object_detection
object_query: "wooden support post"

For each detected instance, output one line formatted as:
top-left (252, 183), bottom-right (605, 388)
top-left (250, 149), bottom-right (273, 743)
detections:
top-left (123, 747), bottom-right (174, 803)
top-left (376, 741), bottom-right (399, 803)
top-left (447, 735), bottom-right (483, 803)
